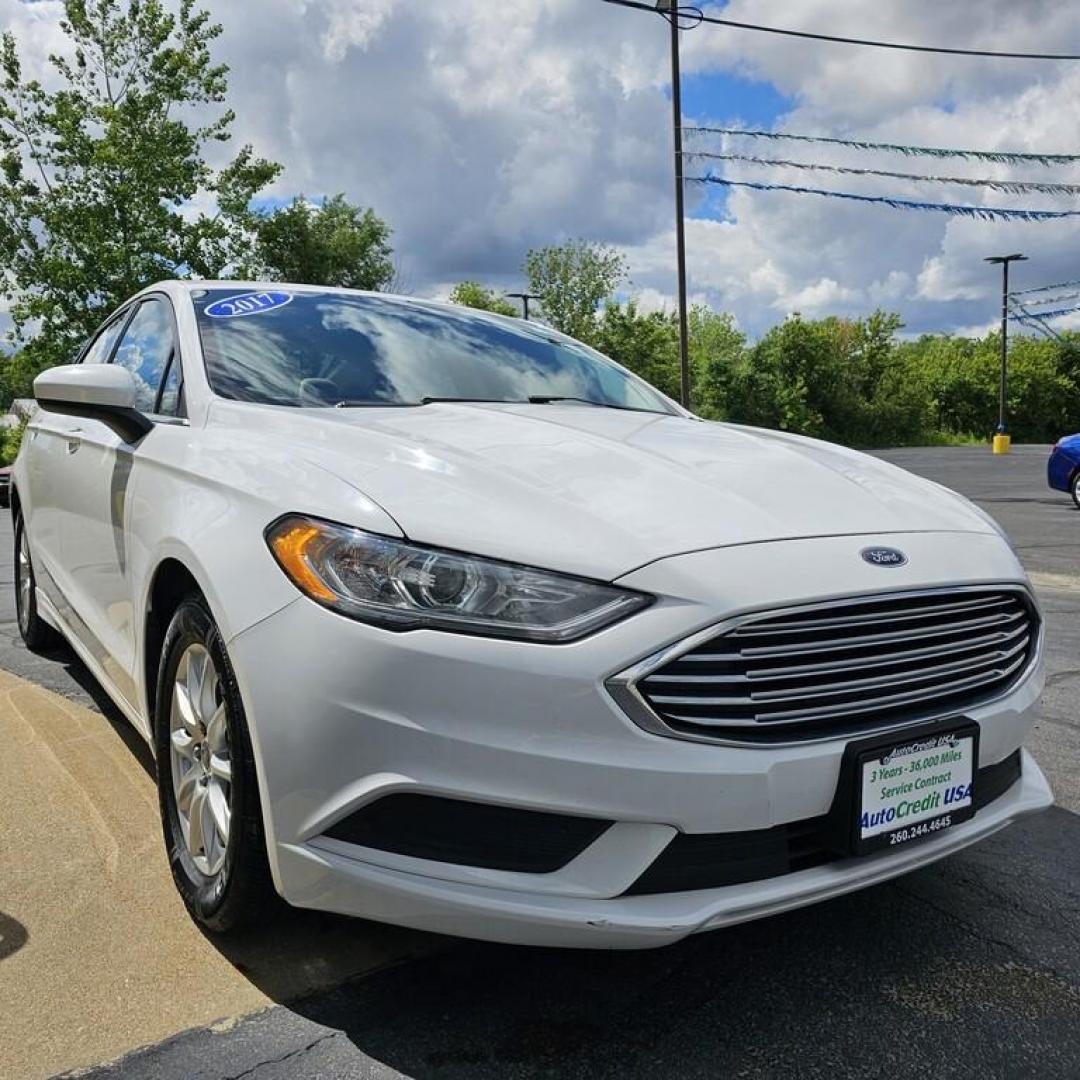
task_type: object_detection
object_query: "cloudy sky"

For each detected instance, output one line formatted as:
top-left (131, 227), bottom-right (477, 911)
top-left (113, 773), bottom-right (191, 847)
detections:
top-left (5, 0), bottom-right (1080, 338)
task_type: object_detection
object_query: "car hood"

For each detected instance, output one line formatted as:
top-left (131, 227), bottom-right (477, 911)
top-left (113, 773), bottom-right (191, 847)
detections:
top-left (210, 400), bottom-right (997, 580)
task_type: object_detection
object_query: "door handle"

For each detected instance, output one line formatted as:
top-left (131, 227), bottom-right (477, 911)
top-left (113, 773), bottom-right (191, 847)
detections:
top-left (65, 428), bottom-right (83, 455)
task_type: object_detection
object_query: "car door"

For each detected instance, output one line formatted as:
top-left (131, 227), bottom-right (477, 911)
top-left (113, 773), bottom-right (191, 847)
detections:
top-left (23, 311), bottom-right (132, 605)
top-left (58, 295), bottom-right (180, 711)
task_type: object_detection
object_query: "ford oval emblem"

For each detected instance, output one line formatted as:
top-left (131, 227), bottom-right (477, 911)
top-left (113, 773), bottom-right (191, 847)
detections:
top-left (861, 547), bottom-right (908, 568)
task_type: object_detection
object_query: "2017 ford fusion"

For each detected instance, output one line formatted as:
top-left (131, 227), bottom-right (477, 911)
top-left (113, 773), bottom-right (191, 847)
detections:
top-left (16, 282), bottom-right (1052, 947)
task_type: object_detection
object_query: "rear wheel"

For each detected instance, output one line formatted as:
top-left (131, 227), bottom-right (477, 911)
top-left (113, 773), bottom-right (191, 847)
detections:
top-left (14, 509), bottom-right (60, 651)
top-left (155, 596), bottom-right (275, 932)
top-left (1071, 471), bottom-right (1080, 509)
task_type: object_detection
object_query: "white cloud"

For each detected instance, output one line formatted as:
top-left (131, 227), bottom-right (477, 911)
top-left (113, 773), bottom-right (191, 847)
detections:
top-left (4, 0), bottom-right (1080, 340)
top-left (664, 0), bottom-right (1080, 334)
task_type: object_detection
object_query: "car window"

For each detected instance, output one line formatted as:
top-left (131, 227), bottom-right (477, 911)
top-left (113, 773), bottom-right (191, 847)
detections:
top-left (81, 315), bottom-right (127, 365)
top-left (157, 353), bottom-right (184, 417)
top-left (192, 290), bottom-right (675, 414)
top-left (112, 298), bottom-right (175, 412)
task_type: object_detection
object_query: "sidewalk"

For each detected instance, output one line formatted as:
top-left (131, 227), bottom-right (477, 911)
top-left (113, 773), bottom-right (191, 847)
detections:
top-left (0, 669), bottom-right (431, 1079)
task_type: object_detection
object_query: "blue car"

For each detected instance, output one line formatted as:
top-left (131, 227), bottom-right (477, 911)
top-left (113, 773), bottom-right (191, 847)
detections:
top-left (1048, 434), bottom-right (1080, 508)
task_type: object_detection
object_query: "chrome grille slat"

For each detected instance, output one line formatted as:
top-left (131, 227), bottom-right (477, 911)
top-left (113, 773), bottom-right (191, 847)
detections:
top-left (737, 609), bottom-right (1025, 659)
top-left (673, 622), bottom-right (1029, 671)
top-left (655, 624), bottom-right (1030, 682)
top-left (730, 594), bottom-right (1013, 636)
top-left (634, 588), bottom-right (1039, 743)
top-left (644, 636), bottom-right (1030, 702)
top-left (664, 654), bottom-right (1027, 727)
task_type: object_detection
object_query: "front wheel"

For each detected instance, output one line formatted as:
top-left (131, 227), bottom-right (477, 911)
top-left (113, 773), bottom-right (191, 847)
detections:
top-left (1071, 472), bottom-right (1080, 510)
top-left (155, 596), bottom-right (275, 932)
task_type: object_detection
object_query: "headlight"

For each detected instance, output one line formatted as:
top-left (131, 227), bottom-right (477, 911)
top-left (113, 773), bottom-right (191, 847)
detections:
top-left (265, 514), bottom-right (652, 642)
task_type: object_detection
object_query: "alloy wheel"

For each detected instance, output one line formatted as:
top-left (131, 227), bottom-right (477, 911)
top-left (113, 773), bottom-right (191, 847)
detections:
top-left (17, 526), bottom-right (32, 636)
top-left (169, 643), bottom-right (233, 876)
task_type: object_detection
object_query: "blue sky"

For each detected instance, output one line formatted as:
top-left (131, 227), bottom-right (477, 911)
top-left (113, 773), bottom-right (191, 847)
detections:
top-left (678, 70), bottom-right (795, 220)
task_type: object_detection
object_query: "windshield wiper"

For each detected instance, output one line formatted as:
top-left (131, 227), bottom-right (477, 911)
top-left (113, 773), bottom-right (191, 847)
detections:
top-left (419, 396), bottom-right (522, 405)
top-left (335, 394), bottom-right (670, 414)
top-left (527, 396), bottom-right (665, 415)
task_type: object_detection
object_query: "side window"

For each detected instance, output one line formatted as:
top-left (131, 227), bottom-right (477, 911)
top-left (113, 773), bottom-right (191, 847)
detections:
top-left (157, 354), bottom-right (184, 417)
top-left (111, 298), bottom-right (175, 412)
top-left (81, 316), bottom-right (127, 365)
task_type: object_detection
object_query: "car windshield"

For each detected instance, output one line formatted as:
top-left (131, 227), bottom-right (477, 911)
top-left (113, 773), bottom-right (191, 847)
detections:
top-left (191, 289), bottom-right (676, 414)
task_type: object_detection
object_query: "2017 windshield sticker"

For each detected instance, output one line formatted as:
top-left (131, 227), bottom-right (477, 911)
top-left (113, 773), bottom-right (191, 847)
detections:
top-left (205, 291), bottom-right (293, 318)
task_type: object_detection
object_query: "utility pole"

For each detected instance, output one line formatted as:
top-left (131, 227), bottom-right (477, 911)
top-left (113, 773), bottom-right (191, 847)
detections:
top-left (657, 0), bottom-right (692, 410)
top-left (506, 292), bottom-right (541, 321)
top-left (984, 253), bottom-right (1027, 454)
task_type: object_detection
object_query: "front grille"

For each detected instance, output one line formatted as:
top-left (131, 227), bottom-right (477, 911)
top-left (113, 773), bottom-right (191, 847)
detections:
top-left (635, 588), bottom-right (1038, 743)
top-left (623, 750), bottom-right (1022, 896)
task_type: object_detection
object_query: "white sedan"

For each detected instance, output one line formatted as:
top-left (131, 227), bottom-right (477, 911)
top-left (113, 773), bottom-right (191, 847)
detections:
top-left (16, 281), bottom-right (1051, 947)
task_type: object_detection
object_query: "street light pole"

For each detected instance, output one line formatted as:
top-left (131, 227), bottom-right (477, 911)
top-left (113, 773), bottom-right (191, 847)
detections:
top-left (506, 292), bottom-right (541, 321)
top-left (984, 253), bottom-right (1027, 454)
top-left (658, 0), bottom-right (692, 410)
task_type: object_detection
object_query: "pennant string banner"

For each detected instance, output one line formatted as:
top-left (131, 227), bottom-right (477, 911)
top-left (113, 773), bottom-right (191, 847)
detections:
top-left (1010, 303), bottom-right (1080, 321)
top-left (1010, 278), bottom-right (1080, 296)
top-left (688, 176), bottom-right (1080, 221)
top-left (681, 152), bottom-right (1080, 196)
top-left (1014, 290), bottom-right (1080, 308)
top-left (683, 127), bottom-right (1080, 166)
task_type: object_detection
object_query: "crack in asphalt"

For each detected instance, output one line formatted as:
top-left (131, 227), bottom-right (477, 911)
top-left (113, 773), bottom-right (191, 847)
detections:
top-left (893, 882), bottom-right (1077, 987)
top-left (978, 497), bottom-right (1066, 506)
top-left (1046, 668), bottom-right (1080, 686)
top-left (1035, 713), bottom-right (1080, 733)
top-left (222, 1031), bottom-right (340, 1079)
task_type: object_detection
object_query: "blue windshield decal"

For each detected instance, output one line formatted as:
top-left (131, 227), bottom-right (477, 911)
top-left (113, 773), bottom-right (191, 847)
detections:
top-left (205, 291), bottom-right (294, 319)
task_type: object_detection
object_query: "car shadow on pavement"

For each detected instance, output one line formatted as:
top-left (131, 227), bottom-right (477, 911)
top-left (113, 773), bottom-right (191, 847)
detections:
top-left (42, 641), bottom-right (157, 778)
top-left (198, 902), bottom-right (438, 1006)
top-left (212, 809), bottom-right (1080, 1080)
top-left (0, 911), bottom-right (28, 962)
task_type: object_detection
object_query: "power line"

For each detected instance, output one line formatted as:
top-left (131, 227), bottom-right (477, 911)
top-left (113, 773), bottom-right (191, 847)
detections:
top-left (689, 176), bottom-right (1080, 221)
top-left (684, 127), bottom-right (1080, 166)
top-left (600, 0), bottom-right (1080, 60)
top-left (682, 151), bottom-right (1080, 196)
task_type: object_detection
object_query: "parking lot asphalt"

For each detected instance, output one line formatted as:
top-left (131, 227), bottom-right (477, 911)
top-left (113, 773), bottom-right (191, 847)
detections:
top-left (0, 444), bottom-right (1076, 1079)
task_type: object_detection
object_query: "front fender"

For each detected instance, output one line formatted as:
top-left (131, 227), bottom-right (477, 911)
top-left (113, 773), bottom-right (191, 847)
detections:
top-left (126, 423), bottom-right (403, 722)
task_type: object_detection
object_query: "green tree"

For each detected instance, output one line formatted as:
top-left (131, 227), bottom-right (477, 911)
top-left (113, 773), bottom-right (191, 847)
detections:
top-left (0, 415), bottom-right (27, 466)
top-left (689, 306), bottom-right (747, 419)
top-left (594, 301), bottom-right (679, 398)
top-left (0, 0), bottom-right (280, 393)
top-left (251, 194), bottom-right (394, 290)
top-left (447, 281), bottom-right (518, 317)
top-left (524, 239), bottom-right (627, 341)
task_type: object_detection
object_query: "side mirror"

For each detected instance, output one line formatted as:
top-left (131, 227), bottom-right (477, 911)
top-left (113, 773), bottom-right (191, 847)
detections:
top-left (34, 365), bottom-right (153, 443)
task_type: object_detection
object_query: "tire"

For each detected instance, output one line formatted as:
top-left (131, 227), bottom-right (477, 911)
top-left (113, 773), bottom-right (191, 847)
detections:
top-left (1071, 472), bottom-right (1080, 510)
top-left (155, 595), bottom-right (275, 932)
top-left (14, 509), bottom-right (61, 651)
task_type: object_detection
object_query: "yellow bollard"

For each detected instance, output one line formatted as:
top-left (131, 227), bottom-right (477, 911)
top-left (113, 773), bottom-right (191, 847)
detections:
top-left (992, 433), bottom-right (1011, 455)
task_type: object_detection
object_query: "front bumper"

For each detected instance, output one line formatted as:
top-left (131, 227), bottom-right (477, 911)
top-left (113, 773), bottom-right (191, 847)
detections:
top-left (261, 751), bottom-right (1052, 948)
top-left (227, 530), bottom-right (1051, 948)
top-left (1048, 448), bottom-right (1077, 492)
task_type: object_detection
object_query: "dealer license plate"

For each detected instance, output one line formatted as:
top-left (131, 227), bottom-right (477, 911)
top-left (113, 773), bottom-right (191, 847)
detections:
top-left (854, 724), bottom-right (978, 854)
